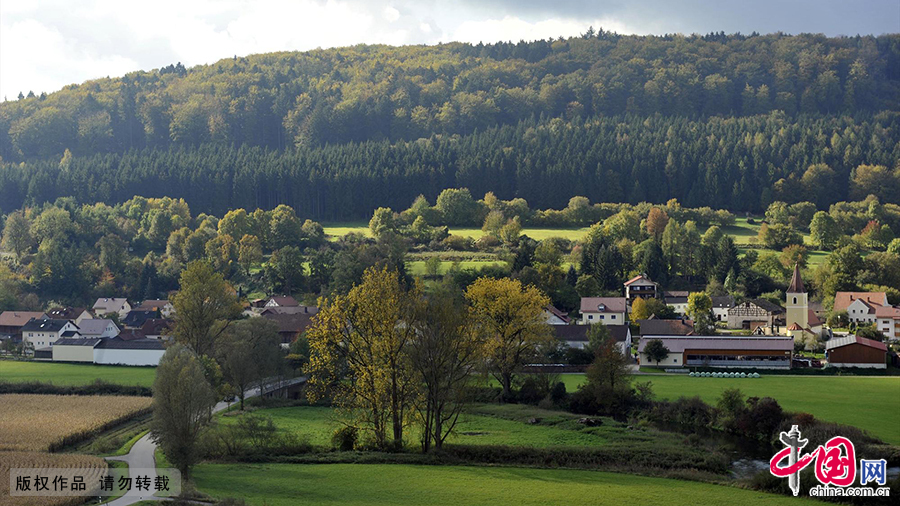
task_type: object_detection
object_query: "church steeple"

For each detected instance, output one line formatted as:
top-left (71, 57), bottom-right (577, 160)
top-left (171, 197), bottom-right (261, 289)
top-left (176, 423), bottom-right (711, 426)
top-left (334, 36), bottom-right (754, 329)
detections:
top-left (787, 262), bottom-right (805, 293)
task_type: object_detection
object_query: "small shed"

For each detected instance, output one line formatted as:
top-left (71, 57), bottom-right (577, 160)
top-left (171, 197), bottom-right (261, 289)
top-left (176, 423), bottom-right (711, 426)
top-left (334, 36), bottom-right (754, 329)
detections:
top-left (825, 336), bottom-right (887, 369)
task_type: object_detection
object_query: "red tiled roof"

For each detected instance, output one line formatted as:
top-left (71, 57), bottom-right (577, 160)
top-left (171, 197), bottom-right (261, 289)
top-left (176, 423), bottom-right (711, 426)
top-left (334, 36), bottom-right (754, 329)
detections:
top-left (545, 305), bottom-right (570, 324)
top-left (875, 306), bottom-right (900, 319)
top-left (0, 311), bottom-right (48, 327)
top-left (834, 292), bottom-right (888, 313)
top-left (624, 275), bottom-right (655, 286)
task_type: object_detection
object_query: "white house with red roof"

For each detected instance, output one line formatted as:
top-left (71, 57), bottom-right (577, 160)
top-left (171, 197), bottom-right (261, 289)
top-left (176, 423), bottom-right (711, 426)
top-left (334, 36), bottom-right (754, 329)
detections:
top-left (833, 291), bottom-right (887, 325)
top-left (845, 297), bottom-right (883, 325)
top-left (623, 275), bottom-right (658, 302)
top-left (875, 306), bottom-right (900, 340)
top-left (542, 305), bottom-right (571, 325)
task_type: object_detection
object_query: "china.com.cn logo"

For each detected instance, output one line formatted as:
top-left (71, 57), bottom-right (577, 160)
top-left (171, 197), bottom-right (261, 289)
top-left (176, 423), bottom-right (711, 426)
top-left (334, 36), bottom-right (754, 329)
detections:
top-left (770, 425), bottom-right (890, 498)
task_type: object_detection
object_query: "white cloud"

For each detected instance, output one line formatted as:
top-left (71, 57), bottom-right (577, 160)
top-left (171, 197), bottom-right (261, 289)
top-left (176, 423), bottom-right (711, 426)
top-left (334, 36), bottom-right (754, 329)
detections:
top-left (383, 5), bottom-right (401, 23)
top-left (0, 17), bottom-right (139, 98)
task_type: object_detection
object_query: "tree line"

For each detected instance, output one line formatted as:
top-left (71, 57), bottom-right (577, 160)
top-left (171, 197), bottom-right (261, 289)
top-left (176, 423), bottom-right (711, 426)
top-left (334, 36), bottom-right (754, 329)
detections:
top-left (0, 113), bottom-right (898, 220)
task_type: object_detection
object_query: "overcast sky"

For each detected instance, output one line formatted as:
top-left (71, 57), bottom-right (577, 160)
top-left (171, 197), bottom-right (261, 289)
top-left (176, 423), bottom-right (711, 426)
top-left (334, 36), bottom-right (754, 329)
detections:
top-left (1, 0), bottom-right (898, 99)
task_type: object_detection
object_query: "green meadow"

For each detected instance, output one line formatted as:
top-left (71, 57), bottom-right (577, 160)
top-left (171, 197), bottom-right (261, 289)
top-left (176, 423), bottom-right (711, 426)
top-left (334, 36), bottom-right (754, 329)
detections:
top-left (557, 374), bottom-right (900, 445)
top-left (192, 463), bottom-right (821, 506)
top-left (0, 360), bottom-right (156, 387)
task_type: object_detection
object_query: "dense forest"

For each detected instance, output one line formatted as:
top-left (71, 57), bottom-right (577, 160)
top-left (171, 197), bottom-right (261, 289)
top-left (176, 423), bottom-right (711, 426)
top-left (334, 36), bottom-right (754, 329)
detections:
top-left (1, 31), bottom-right (899, 218)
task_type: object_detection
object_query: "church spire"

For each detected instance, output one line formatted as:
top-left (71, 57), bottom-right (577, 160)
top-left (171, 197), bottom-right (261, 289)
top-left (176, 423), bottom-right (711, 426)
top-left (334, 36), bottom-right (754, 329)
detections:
top-left (787, 262), bottom-right (805, 293)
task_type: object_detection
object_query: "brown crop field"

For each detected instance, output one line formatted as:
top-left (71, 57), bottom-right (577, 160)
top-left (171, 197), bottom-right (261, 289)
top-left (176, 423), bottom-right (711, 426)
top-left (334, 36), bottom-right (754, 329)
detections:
top-left (0, 451), bottom-right (106, 506)
top-left (0, 394), bottom-right (151, 452)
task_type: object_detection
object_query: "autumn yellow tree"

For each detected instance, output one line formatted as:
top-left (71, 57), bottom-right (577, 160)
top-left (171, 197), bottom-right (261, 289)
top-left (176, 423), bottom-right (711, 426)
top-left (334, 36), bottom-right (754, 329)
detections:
top-left (172, 260), bottom-right (242, 357)
top-left (465, 277), bottom-right (552, 400)
top-left (305, 267), bottom-right (422, 449)
top-left (646, 207), bottom-right (669, 239)
top-left (410, 284), bottom-right (481, 451)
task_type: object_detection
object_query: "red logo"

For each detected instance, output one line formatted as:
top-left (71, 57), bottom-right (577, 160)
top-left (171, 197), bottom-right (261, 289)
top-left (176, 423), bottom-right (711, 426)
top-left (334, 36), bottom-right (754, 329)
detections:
top-left (770, 426), bottom-right (857, 495)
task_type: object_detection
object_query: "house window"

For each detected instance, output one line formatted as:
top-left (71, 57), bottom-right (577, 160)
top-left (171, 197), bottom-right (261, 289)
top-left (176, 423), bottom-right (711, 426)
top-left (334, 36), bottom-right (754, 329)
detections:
top-left (599, 315), bottom-right (605, 320)
top-left (588, 315), bottom-right (593, 320)
top-left (793, 297), bottom-right (797, 304)
top-left (611, 315), bottom-right (616, 320)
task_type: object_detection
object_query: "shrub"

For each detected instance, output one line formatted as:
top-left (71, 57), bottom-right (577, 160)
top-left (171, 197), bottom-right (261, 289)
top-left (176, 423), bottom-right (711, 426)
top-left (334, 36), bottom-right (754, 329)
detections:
top-left (332, 426), bottom-right (358, 451)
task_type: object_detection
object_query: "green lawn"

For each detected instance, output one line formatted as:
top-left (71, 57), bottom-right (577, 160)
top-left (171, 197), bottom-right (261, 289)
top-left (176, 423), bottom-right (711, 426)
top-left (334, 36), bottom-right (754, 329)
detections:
top-left (407, 260), bottom-right (506, 276)
top-left (220, 403), bottom-right (671, 450)
top-left (0, 360), bottom-right (156, 387)
top-left (193, 463), bottom-right (819, 506)
top-left (557, 374), bottom-right (900, 445)
top-left (323, 222), bottom-right (589, 242)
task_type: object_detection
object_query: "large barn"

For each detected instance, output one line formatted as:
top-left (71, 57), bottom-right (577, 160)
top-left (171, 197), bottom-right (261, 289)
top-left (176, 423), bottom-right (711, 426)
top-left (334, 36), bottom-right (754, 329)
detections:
top-left (825, 336), bottom-right (887, 369)
top-left (638, 335), bottom-right (794, 369)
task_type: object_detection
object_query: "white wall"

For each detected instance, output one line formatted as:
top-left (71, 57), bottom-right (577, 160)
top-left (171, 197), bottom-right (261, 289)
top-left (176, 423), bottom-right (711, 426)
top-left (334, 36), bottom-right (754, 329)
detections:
top-left (581, 312), bottom-right (626, 325)
top-left (639, 351), bottom-right (683, 368)
top-left (94, 348), bottom-right (164, 366)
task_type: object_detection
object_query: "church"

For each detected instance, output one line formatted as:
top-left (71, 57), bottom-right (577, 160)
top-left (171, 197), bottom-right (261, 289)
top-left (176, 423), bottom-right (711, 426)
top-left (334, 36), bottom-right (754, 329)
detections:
top-left (784, 263), bottom-right (825, 346)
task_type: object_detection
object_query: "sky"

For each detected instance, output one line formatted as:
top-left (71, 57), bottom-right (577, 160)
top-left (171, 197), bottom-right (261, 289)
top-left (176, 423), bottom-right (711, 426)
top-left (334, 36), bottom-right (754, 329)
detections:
top-left (1, 0), bottom-right (898, 99)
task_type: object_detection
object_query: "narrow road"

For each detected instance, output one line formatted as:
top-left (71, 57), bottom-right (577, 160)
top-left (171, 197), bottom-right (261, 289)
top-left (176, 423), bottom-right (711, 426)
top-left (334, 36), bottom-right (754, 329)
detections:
top-left (103, 377), bottom-right (306, 505)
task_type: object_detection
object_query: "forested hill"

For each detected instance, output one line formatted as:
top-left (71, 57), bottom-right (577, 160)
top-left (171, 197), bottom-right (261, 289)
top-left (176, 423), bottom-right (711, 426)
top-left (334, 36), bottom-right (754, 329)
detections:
top-left (0, 31), bottom-right (899, 217)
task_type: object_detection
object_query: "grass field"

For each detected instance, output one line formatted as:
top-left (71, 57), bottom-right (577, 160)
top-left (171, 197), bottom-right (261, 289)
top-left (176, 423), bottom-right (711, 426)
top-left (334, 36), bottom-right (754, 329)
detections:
top-left (407, 260), bottom-right (506, 276)
top-left (323, 223), bottom-right (590, 242)
top-left (0, 361), bottom-right (156, 387)
top-left (555, 374), bottom-right (900, 445)
top-left (0, 394), bottom-right (151, 452)
top-left (221, 402), bottom-right (694, 452)
top-left (192, 463), bottom-right (818, 506)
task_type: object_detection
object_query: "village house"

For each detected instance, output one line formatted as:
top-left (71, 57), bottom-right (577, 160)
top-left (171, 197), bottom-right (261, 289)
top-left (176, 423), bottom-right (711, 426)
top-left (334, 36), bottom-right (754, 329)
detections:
top-left (579, 297), bottom-right (627, 325)
top-left (638, 335), bottom-right (794, 369)
top-left (260, 305), bottom-right (319, 316)
top-left (833, 291), bottom-right (888, 325)
top-left (726, 299), bottom-right (784, 331)
top-left (140, 318), bottom-right (173, 339)
top-left (845, 298), bottom-right (883, 325)
top-left (47, 306), bottom-right (93, 324)
top-left (638, 316), bottom-right (694, 337)
top-left (75, 319), bottom-right (120, 338)
top-left (21, 318), bottom-right (80, 349)
top-left (265, 295), bottom-right (300, 308)
top-left (261, 312), bottom-right (314, 347)
top-left (875, 306), bottom-right (900, 340)
top-left (122, 310), bottom-right (158, 328)
top-left (554, 324), bottom-right (631, 355)
top-left (92, 298), bottom-right (132, 320)
top-left (542, 305), bottom-right (571, 325)
top-left (134, 299), bottom-right (175, 318)
top-left (623, 275), bottom-right (658, 303)
top-left (0, 311), bottom-right (48, 340)
top-left (711, 295), bottom-right (735, 322)
top-left (825, 336), bottom-right (887, 369)
top-left (662, 291), bottom-right (689, 315)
